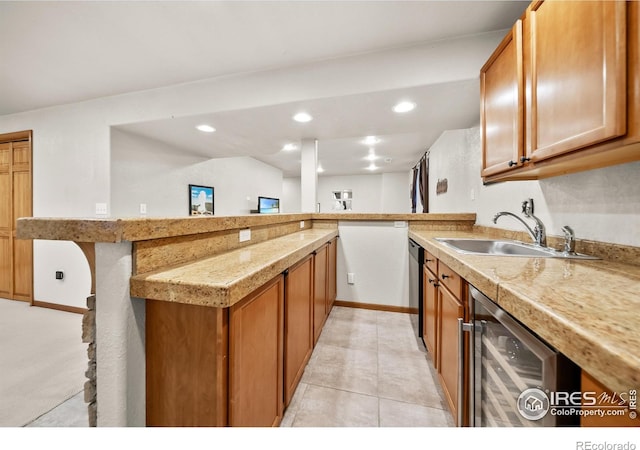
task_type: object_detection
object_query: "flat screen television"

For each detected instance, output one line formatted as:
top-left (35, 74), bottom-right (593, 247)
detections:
top-left (258, 196), bottom-right (280, 214)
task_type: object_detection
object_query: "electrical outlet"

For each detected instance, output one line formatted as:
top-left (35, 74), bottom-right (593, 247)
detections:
top-left (140, 203), bottom-right (147, 214)
top-left (239, 229), bottom-right (251, 242)
top-left (300, 221), bottom-right (305, 229)
top-left (95, 203), bottom-right (108, 216)
top-left (347, 273), bottom-right (355, 284)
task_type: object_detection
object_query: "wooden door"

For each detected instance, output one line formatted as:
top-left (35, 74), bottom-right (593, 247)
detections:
top-left (0, 131), bottom-right (32, 302)
top-left (229, 275), bottom-right (284, 427)
top-left (312, 243), bottom-right (328, 345)
top-left (437, 285), bottom-right (464, 426)
top-left (423, 266), bottom-right (438, 365)
top-left (481, 20), bottom-right (524, 177)
top-left (525, 0), bottom-right (627, 161)
top-left (284, 255), bottom-right (314, 406)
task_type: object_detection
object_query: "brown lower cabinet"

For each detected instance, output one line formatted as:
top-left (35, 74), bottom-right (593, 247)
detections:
top-left (146, 297), bottom-right (229, 426)
top-left (422, 262), bottom-right (439, 363)
top-left (313, 242), bottom-right (329, 345)
top-left (327, 237), bottom-right (337, 313)
top-left (146, 274), bottom-right (284, 427)
top-left (581, 370), bottom-right (640, 427)
top-left (284, 254), bottom-right (314, 407)
top-left (229, 275), bottom-right (284, 427)
top-left (146, 241), bottom-right (335, 427)
top-left (422, 255), bottom-right (469, 427)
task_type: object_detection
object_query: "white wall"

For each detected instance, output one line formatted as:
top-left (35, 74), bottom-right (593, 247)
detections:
top-left (336, 221), bottom-right (410, 308)
top-left (0, 32), bottom-right (505, 307)
top-left (284, 172), bottom-right (412, 213)
top-left (111, 129), bottom-right (283, 217)
top-left (282, 177), bottom-right (302, 214)
top-left (428, 127), bottom-right (640, 247)
top-left (381, 172), bottom-right (414, 213)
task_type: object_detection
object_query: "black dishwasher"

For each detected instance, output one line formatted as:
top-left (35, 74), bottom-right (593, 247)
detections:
top-left (408, 239), bottom-right (424, 343)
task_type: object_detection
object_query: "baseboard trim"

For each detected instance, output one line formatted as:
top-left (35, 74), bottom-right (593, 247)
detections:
top-left (334, 300), bottom-right (418, 315)
top-left (33, 300), bottom-right (87, 315)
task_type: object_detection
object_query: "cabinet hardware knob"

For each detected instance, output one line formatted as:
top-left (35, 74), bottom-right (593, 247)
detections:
top-left (425, 258), bottom-right (433, 262)
top-left (508, 160), bottom-right (518, 167)
top-left (434, 283), bottom-right (440, 287)
top-left (520, 156), bottom-right (531, 163)
top-left (428, 278), bottom-right (436, 284)
top-left (441, 274), bottom-right (450, 279)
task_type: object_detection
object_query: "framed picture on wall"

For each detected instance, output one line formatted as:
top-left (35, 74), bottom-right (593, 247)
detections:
top-left (189, 184), bottom-right (214, 216)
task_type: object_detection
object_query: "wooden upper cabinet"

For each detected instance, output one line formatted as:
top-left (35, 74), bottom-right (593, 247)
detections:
top-left (482, 1), bottom-right (640, 183)
top-left (525, 0), bottom-right (627, 161)
top-left (481, 20), bottom-right (524, 177)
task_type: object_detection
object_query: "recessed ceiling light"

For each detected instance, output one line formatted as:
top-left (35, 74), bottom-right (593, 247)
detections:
top-left (196, 124), bottom-right (216, 133)
top-left (282, 143), bottom-right (298, 151)
top-left (393, 101), bottom-right (416, 113)
top-left (361, 136), bottom-right (380, 145)
top-left (366, 163), bottom-right (378, 171)
top-left (365, 153), bottom-right (379, 162)
top-left (317, 164), bottom-right (325, 173)
top-left (293, 112), bottom-right (313, 123)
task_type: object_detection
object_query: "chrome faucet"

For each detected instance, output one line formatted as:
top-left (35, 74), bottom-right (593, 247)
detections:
top-left (493, 199), bottom-right (547, 247)
top-left (561, 225), bottom-right (576, 254)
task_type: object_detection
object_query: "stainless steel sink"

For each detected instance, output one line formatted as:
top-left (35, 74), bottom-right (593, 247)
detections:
top-left (434, 238), bottom-right (599, 259)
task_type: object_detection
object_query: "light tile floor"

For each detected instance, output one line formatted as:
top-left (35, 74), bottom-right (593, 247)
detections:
top-left (281, 306), bottom-right (455, 427)
top-left (26, 391), bottom-right (88, 427)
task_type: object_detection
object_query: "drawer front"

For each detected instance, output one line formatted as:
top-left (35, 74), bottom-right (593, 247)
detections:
top-left (438, 261), bottom-right (462, 300)
top-left (424, 250), bottom-right (438, 274)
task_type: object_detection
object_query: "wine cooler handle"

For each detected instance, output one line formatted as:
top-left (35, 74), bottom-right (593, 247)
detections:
top-left (458, 318), bottom-right (473, 427)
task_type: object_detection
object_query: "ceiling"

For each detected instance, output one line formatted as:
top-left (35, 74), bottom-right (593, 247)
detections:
top-left (0, 1), bottom-right (529, 177)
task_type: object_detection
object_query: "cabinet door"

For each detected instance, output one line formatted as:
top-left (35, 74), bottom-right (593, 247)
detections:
top-left (423, 266), bottom-right (438, 366)
top-left (525, 0), bottom-right (627, 161)
top-left (437, 285), bottom-right (464, 426)
top-left (312, 243), bottom-right (328, 345)
top-left (229, 275), bottom-right (284, 427)
top-left (481, 20), bottom-right (524, 177)
top-left (284, 255), bottom-right (314, 407)
top-left (146, 300), bottom-right (228, 426)
top-left (327, 238), bottom-right (337, 314)
top-left (581, 371), bottom-right (640, 427)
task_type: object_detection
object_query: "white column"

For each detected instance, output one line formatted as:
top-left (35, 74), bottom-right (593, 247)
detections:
top-left (300, 138), bottom-right (318, 212)
top-left (95, 242), bottom-right (145, 426)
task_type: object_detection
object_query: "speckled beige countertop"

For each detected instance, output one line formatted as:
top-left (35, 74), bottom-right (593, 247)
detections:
top-left (130, 228), bottom-right (338, 308)
top-left (409, 229), bottom-right (640, 396)
top-left (16, 213), bottom-right (473, 242)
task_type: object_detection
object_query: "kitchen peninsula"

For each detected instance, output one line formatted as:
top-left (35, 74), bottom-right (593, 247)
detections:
top-left (16, 212), bottom-right (640, 427)
top-left (17, 212), bottom-right (475, 426)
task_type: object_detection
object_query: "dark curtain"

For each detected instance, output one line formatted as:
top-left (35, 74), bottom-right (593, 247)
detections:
top-left (410, 167), bottom-right (418, 213)
top-left (419, 156), bottom-right (429, 213)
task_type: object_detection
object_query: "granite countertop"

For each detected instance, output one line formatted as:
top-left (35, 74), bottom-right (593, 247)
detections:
top-left (130, 228), bottom-right (338, 308)
top-left (409, 229), bottom-right (640, 395)
top-left (16, 213), bottom-right (474, 243)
